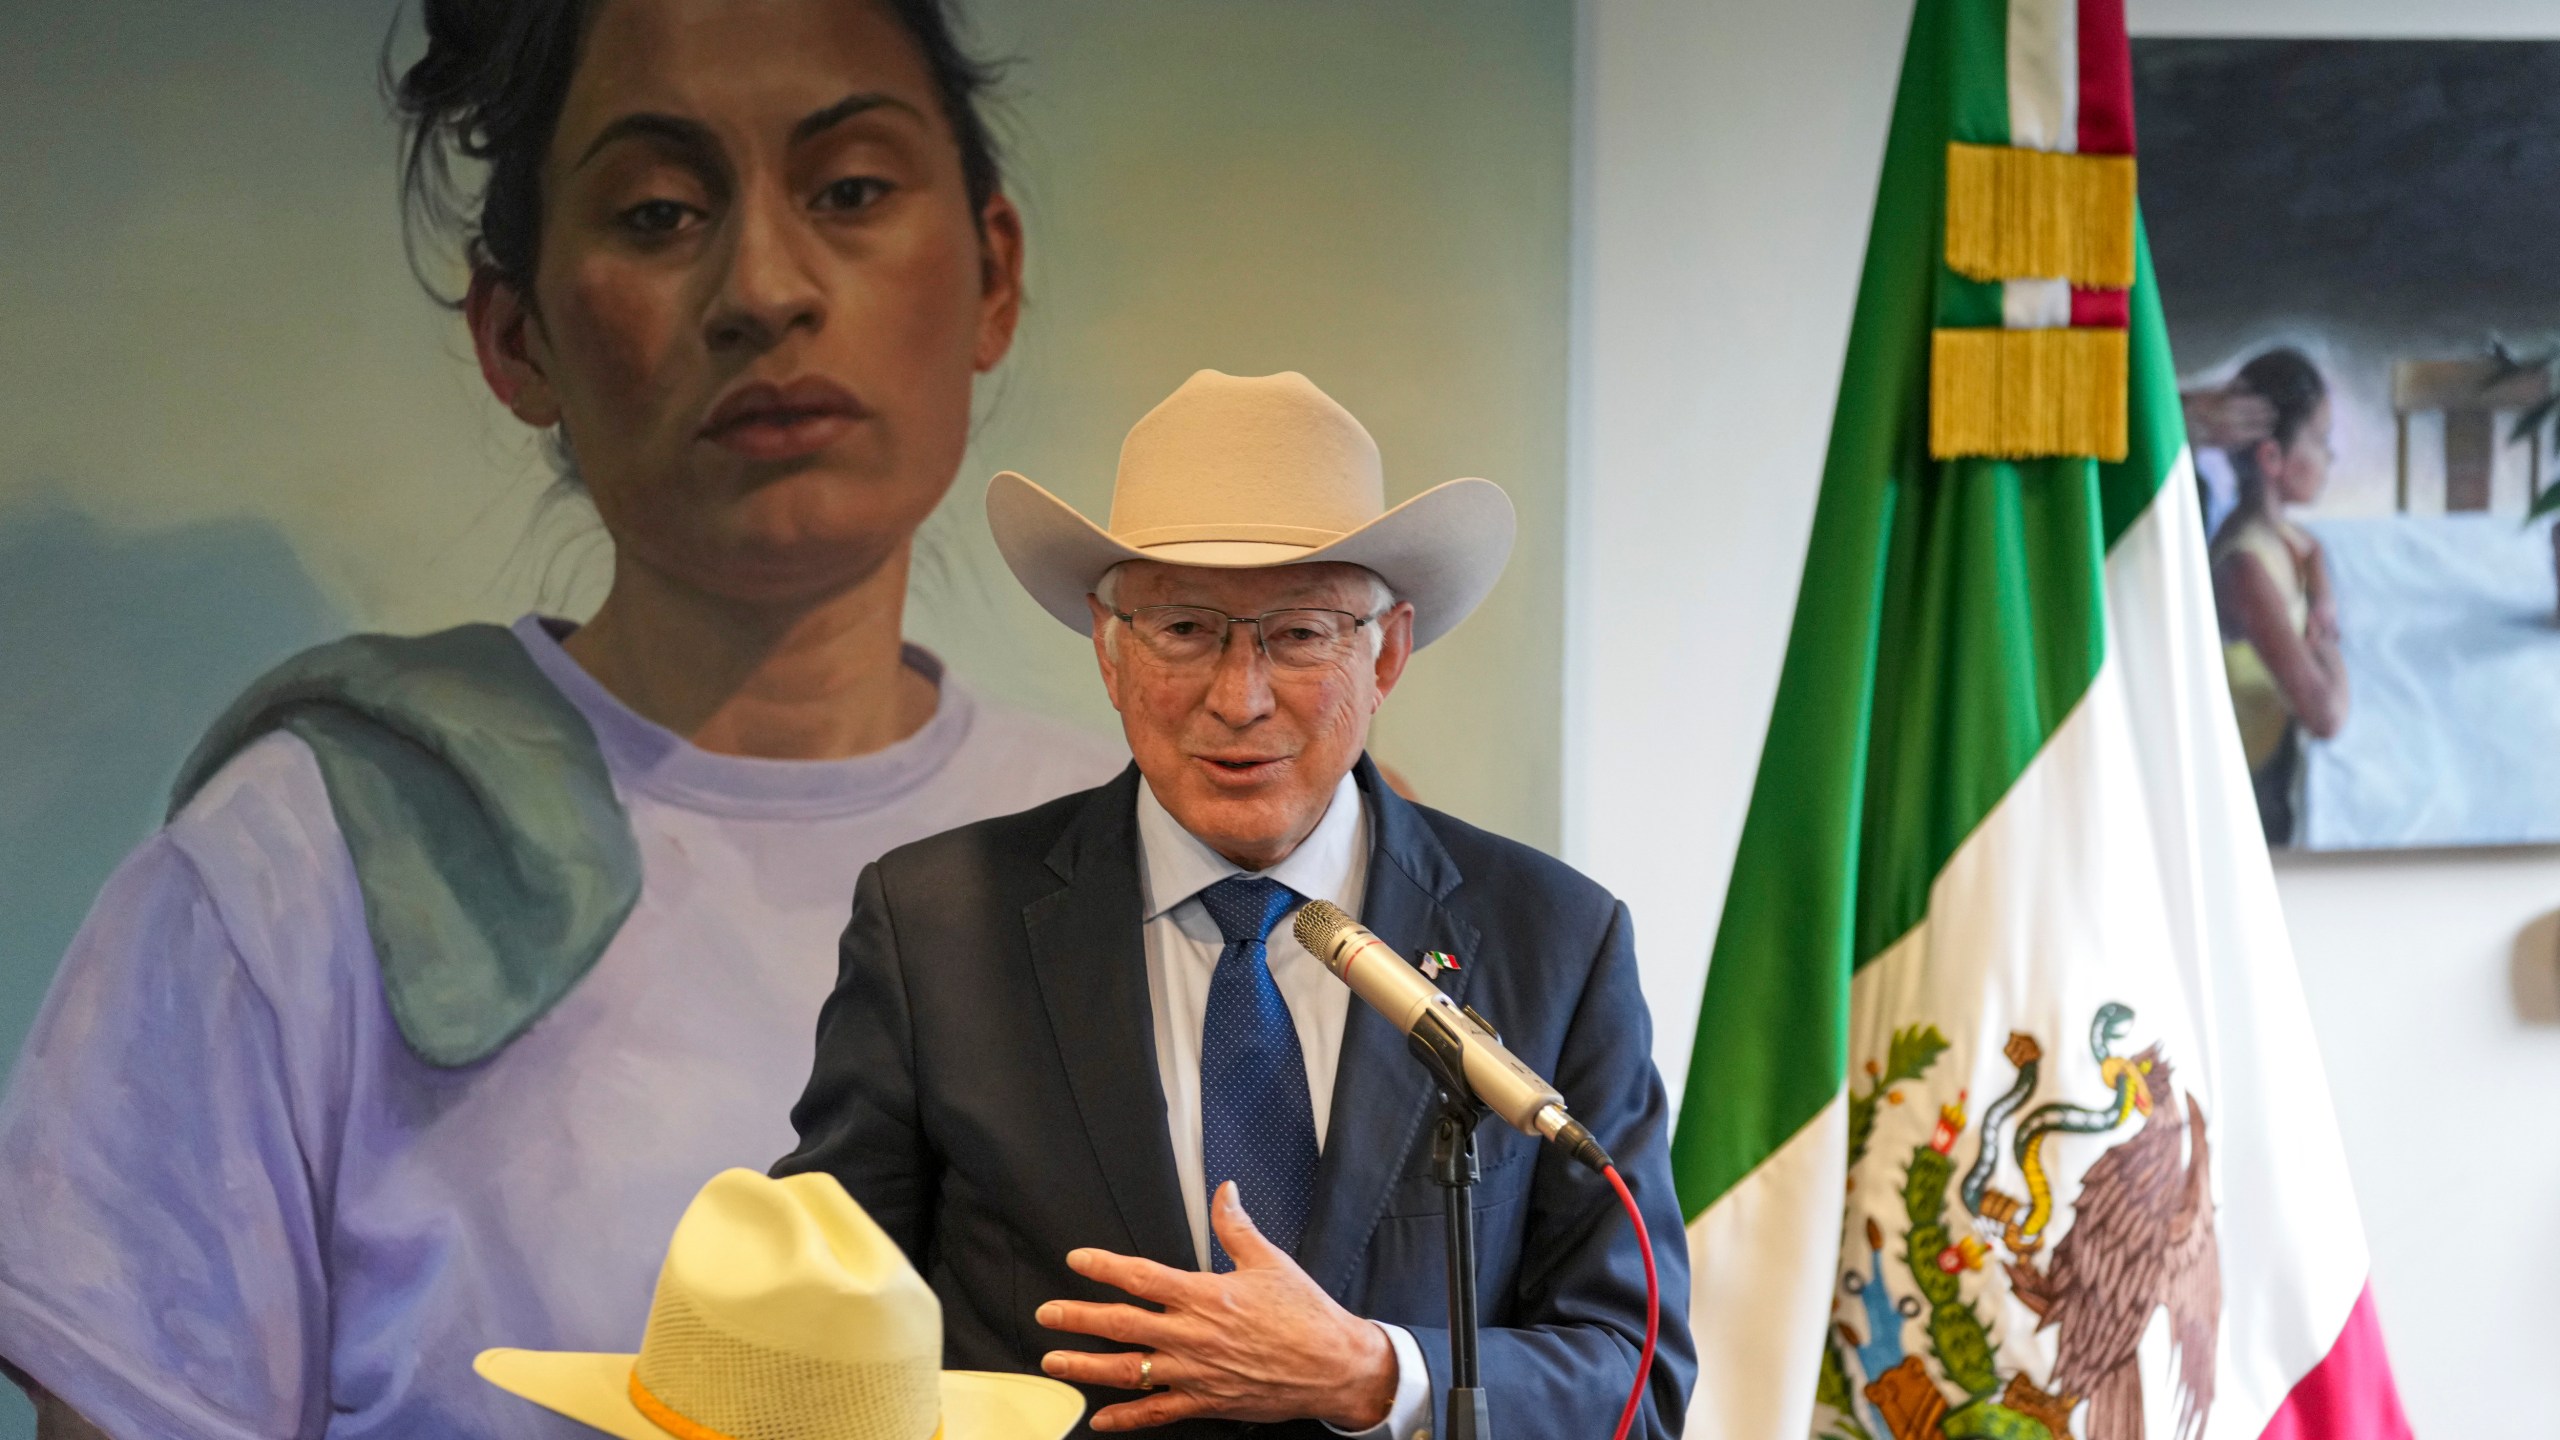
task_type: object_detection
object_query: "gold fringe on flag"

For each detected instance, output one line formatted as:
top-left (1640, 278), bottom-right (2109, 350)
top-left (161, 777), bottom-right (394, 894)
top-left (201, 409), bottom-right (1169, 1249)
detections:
top-left (1930, 328), bottom-right (2129, 460)
top-left (1943, 143), bottom-right (2137, 289)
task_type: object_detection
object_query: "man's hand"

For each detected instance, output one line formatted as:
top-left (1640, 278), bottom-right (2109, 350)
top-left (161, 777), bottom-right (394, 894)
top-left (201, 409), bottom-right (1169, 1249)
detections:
top-left (1038, 1182), bottom-right (1399, 1432)
top-left (2181, 386), bottom-right (2277, 450)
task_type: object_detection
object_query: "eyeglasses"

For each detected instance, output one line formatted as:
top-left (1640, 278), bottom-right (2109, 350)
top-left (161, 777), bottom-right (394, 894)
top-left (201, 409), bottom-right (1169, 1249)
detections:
top-left (1111, 604), bottom-right (1382, 671)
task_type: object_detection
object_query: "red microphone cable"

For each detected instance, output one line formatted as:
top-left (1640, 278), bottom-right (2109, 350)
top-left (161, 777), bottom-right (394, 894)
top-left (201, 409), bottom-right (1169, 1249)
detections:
top-left (1602, 1164), bottom-right (1659, 1440)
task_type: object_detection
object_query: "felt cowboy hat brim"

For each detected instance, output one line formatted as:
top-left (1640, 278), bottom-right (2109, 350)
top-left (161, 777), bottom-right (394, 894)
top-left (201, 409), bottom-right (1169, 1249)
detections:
top-left (986, 470), bottom-right (1517, 650)
top-left (474, 1349), bottom-right (1085, 1440)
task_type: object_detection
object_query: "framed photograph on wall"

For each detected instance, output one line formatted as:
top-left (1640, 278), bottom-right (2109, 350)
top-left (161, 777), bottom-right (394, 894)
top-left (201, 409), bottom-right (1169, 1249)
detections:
top-left (2137, 37), bottom-right (2560, 850)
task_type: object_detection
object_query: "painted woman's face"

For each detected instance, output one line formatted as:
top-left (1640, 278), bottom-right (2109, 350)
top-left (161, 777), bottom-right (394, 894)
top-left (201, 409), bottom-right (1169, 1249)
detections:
top-left (2273, 397), bottom-right (2334, 508)
top-left (474, 0), bottom-right (1022, 605)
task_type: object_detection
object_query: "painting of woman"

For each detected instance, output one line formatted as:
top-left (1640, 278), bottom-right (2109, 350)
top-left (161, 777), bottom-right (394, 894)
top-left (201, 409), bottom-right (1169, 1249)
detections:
top-left (0, 3), bottom-right (1123, 1435)
top-left (2206, 348), bottom-right (2348, 844)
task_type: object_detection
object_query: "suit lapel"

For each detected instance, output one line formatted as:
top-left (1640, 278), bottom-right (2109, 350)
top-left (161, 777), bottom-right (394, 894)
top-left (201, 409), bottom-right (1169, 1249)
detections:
top-left (1022, 767), bottom-right (1197, 1272)
top-left (1296, 757), bottom-right (1481, 1297)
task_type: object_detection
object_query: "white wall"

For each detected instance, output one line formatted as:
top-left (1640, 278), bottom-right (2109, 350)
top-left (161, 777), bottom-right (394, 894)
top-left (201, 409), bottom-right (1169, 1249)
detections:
top-left (1571, 2), bottom-right (2560, 1435)
top-left (1569, 0), bottom-right (1908, 1092)
top-left (2270, 848), bottom-right (2560, 1437)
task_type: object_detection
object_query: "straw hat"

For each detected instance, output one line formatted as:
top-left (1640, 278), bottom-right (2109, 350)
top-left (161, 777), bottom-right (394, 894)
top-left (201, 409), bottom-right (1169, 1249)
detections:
top-left (476, 1170), bottom-right (1082, 1440)
top-left (986, 369), bottom-right (1516, 649)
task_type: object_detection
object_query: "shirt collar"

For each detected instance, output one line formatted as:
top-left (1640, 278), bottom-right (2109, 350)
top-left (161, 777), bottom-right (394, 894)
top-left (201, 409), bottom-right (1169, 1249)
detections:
top-left (1135, 768), bottom-right (1367, 923)
top-left (510, 614), bottom-right (978, 820)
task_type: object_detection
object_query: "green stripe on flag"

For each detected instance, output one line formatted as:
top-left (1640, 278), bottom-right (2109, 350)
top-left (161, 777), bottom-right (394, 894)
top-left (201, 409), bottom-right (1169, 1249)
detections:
top-left (2107, 233), bottom-right (2186, 544)
top-left (1946, 0), bottom-right (2008, 147)
top-left (1670, 0), bottom-right (2186, 1219)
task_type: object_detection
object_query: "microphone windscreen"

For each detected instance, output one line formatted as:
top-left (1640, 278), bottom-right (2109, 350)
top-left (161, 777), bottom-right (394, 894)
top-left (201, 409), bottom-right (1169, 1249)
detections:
top-left (1293, 898), bottom-right (1355, 955)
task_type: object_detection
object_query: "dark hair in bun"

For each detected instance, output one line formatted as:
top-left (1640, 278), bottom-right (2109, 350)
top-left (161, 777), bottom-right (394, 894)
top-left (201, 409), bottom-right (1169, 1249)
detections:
top-left (2232, 347), bottom-right (2328, 453)
top-left (2229, 347), bottom-right (2328, 495)
top-left (387, 0), bottom-right (1006, 306)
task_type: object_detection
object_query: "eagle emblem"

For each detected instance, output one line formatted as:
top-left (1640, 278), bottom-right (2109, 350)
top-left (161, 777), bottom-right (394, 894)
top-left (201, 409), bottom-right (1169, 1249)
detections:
top-left (1817, 1003), bottom-right (2220, 1440)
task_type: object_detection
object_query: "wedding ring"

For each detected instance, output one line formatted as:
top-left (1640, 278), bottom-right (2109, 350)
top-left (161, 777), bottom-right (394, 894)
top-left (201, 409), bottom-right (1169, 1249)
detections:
top-left (1138, 1357), bottom-right (1155, 1389)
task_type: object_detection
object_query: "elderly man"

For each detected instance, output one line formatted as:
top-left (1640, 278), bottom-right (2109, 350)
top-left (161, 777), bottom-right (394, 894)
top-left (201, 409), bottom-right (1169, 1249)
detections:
top-left (774, 371), bottom-right (1693, 1440)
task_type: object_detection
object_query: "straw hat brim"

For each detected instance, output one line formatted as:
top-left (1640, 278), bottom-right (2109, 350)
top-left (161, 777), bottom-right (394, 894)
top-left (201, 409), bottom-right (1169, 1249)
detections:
top-left (985, 472), bottom-right (1517, 650)
top-left (475, 1349), bottom-right (1085, 1440)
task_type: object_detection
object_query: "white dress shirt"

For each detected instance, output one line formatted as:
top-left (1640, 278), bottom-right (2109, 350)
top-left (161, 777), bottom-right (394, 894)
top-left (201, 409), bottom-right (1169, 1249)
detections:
top-left (1135, 771), bottom-right (1429, 1440)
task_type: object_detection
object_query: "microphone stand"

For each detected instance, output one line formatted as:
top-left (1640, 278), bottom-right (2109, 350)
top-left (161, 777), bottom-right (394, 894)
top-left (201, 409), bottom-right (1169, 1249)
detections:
top-left (1408, 1012), bottom-right (1492, 1440)
top-left (1430, 1089), bottom-right (1491, 1440)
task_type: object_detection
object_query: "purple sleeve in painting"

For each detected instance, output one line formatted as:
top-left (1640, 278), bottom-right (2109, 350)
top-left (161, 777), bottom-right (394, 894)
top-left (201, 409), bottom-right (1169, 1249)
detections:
top-left (0, 837), bottom-right (330, 1440)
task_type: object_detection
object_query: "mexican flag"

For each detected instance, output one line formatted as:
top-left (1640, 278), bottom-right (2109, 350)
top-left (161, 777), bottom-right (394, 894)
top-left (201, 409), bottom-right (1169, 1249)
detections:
top-left (1669, 3), bottom-right (2412, 1439)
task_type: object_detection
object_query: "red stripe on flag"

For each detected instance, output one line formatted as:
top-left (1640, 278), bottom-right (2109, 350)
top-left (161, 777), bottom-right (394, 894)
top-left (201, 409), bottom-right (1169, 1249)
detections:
top-left (2070, 288), bottom-right (2130, 328)
top-left (2076, 0), bottom-right (2135, 154)
top-left (2258, 1283), bottom-right (2413, 1440)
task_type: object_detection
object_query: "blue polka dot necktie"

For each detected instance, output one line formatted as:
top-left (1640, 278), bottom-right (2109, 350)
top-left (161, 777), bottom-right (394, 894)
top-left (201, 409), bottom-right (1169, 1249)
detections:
top-left (1195, 874), bottom-right (1318, 1272)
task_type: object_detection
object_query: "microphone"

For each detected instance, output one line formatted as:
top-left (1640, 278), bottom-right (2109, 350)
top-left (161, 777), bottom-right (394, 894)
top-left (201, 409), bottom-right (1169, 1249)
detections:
top-left (1293, 900), bottom-right (1612, 1174)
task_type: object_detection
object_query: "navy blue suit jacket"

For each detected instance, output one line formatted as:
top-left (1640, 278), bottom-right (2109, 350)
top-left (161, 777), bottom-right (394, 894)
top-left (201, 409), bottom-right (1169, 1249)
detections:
top-left (775, 759), bottom-right (1695, 1439)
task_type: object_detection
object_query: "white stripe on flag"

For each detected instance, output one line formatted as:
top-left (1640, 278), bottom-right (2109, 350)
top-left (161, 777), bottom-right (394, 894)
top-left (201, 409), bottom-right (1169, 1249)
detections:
top-left (1830, 456), bottom-right (2371, 1439)
top-left (2002, 277), bottom-right (2073, 328)
top-left (1683, 1094), bottom-right (1846, 1440)
top-left (2101, 453), bottom-right (2373, 1435)
top-left (1682, 460), bottom-right (2373, 1438)
top-left (2007, 0), bottom-right (2078, 152)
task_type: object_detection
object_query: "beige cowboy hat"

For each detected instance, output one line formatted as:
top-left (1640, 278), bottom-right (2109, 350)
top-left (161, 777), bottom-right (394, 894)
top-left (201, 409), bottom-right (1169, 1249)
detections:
top-left (986, 369), bottom-right (1516, 649)
top-left (476, 1169), bottom-right (1082, 1440)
